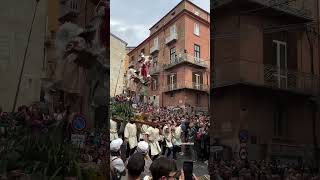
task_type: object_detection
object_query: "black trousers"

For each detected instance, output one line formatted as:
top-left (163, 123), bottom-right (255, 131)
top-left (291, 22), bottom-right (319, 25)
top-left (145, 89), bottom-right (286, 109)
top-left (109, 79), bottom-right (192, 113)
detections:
top-left (172, 145), bottom-right (181, 159)
top-left (162, 146), bottom-right (172, 157)
top-left (126, 144), bottom-right (137, 158)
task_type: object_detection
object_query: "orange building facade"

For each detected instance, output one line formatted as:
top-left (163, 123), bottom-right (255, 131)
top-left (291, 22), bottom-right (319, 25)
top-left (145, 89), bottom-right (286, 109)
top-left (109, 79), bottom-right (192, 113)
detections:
top-left (127, 0), bottom-right (210, 112)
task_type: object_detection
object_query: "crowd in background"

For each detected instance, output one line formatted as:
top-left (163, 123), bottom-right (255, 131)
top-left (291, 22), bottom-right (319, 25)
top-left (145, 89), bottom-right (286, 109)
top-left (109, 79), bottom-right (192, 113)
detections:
top-left (211, 159), bottom-right (320, 180)
top-left (110, 94), bottom-right (210, 180)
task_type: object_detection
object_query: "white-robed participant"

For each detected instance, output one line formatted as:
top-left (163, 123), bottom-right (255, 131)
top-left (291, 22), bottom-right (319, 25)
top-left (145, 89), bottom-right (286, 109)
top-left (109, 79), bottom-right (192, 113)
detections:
top-left (124, 119), bottom-right (138, 156)
top-left (146, 119), bottom-right (161, 160)
top-left (140, 123), bottom-right (149, 141)
top-left (110, 118), bottom-right (118, 141)
top-left (172, 121), bottom-right (182, 159)
top-left (162, 122), bottom-right (173, 157)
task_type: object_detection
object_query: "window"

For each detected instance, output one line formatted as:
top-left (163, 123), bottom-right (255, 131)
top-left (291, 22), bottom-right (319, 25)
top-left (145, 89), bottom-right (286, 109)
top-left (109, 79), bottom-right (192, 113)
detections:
top-left (194, 23), bottom-right (200, 36)
top-left (170, 47), bottom-right (176, 63)
top-left (153, 37), bottom-right (158, 47)
top-left (272, 40), bottom-right (287, 88)
top-left (152, 78), bottom-right (158, 91)
top-left (131, 56), bottom-right (135, 62)
top-left (193, 72), bottom-right (203, 89)
top-left (194, 44), bottom-right (200, 62)
top-left (170, 24), bottom-right (176, 36)
top-left (196, 93), bottom-right (201, 105)
top-left (153, 55), bottom-right (158, 67)
top-left (274, 104), bottom-right (287, 137)
top-left (141, 48), bottom-right (145, 54)
top-left (167, 73), bottom-right (177, 90)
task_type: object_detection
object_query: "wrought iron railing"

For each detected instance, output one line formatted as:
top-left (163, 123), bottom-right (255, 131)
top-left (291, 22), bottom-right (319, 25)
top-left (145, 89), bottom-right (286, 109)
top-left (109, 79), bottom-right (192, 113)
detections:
top-left (60, 0), bottom-right (80, 18)
top-left (165, 33), bottom-right (178, 44)
top-left (150, 44), bottom-right (159, 54)
top-left (164, 81), bottom-right (209, 92)
top-left (163, 54), bottom-right (209, 69)
top-left (213, 60), bottom-right (320, 95)
top-left (149, 65), bottom-right (161, 75)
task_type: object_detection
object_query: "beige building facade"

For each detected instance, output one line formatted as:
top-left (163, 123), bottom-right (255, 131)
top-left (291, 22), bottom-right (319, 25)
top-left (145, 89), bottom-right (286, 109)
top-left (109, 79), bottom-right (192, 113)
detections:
top-left (110, 33), bottom-right (128, 97)
top-left (0, 0), bottom-right (47, 111)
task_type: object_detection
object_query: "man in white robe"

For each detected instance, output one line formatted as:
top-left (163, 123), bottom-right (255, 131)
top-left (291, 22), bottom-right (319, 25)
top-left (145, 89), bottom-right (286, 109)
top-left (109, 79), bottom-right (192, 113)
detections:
top-left (172, 121), bottom-right (182, 159)
top-left (110, 118), bottom-right (118, 141)
top-left (147, 122), bottom-right (161, 160)
top-left (161, 122), bottom-right (173, 157)
top-left (124, 119), bottom-right (138, 156)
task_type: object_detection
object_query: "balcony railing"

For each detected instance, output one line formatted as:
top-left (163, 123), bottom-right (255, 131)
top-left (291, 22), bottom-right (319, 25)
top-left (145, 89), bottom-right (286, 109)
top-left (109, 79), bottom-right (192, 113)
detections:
top-left (164, 54), bottom-right (209, 70)
top-left (164, 81), bottom-right (209, 92)
top-left (212, 0), bottom-right (313, 19)
top-left (213, 60), bottom-right (320, 95)
top-left (150, 44), bottom-right (159, 54)
top-left (59, 0), bottom-right (80, 19)
top-left (149, 65), bottom-right (161, 75)
top-left (165, 33), bottom-right (178, 45)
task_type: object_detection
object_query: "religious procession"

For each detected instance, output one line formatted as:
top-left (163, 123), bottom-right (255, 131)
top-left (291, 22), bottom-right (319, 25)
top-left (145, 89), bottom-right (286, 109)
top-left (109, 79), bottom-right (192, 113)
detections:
top-left (109, 52), bottom-right (210, 180)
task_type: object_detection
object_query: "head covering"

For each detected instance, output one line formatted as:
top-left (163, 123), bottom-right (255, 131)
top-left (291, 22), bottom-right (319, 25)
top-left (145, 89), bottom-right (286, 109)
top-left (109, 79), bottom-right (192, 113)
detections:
top-left (136, 141), bottom-right (149, 154)
top-left (110, 138), bottom-right (123, 152)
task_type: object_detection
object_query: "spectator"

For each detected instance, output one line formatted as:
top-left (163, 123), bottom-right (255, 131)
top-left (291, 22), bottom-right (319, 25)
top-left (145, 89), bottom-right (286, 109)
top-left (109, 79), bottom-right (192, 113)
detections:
top-left (135, 141), bottom-right (153, 178)
top-left (147, 157), bottom-right (179, 180)
top-left (127, 152), bottom-right (145, 180)
top-left (110, 138), bottom-right (126, 180)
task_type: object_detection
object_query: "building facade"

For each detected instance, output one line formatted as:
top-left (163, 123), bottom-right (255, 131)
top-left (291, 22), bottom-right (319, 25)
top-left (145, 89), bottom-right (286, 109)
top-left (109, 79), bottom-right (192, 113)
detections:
top-left (212, 0), bottom-right (320, 165)
top-left (128, 0), bottom-right (210, 112)
top-left (110, 33), bottom-right (127, 97)
top-left (0, 0), bottom-right (48, 111)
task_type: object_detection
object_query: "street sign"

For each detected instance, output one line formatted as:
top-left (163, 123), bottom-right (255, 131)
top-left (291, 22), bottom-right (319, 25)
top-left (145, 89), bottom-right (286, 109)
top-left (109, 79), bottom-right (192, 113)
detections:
top-left (239, 130), bottom-right (249, 143)
top-left (71, 134), bottom-right (86, 148)
top-left (72, 114), bottom-right (86, 131)
top-left (211, 146), bottom-right (223, 152)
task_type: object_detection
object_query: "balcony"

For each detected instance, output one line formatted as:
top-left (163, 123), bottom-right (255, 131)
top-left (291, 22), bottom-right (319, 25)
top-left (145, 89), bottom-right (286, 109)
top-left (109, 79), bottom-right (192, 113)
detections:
top-left (59, 0), bottom-right (80, 21)
top-left (165, 33), bottom-right (178, 45)
top-left (213, 60), bottom-right (320, 95)
top-left (150, 44), bottom-right (159, 54)
top-left (164, 81), bottom-right (209, 93)
top-left (149, 65), bottom-right (161, 75)
top-left (212, 0), bottom-right (313, 20)
top-left (164, 54), bottom-right (209, 70)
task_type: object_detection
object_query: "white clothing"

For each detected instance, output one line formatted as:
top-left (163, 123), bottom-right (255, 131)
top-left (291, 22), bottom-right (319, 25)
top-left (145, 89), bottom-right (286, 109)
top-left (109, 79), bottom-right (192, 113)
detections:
top-left (147, 126), bottom-right (161, 156)
top-left (140, 124), bottom-right (149, 140)
top-left (163, 125), bottom-right (173, 148)
top-left (124, 123), bottom-right (138, 149)
top-left (110, 119), bottom-right (118, 141)
top-left (172, 126), bottom-right (182, 146)
top-left (111, 156), bottom-right (125, 173)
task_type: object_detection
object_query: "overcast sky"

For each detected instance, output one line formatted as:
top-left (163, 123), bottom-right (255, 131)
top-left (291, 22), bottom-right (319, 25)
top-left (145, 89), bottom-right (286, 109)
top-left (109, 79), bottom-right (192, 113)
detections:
top-left (111, 0), bottom-right (210, 47)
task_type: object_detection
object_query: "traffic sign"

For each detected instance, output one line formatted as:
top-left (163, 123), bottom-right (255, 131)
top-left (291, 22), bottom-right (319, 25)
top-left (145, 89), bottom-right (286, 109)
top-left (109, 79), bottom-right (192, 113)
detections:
top-left (72, 114), bottom-right (86, 131)
top-left (239, 130), bottom-right (249, 143)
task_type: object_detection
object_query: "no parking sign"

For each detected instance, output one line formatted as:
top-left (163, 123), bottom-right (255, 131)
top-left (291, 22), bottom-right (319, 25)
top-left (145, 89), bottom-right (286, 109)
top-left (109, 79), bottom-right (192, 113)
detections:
top-left (72, 114), bottom-right (86, 131)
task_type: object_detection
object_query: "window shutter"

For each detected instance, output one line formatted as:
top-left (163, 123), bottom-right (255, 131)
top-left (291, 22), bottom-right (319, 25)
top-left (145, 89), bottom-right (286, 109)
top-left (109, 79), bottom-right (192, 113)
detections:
top-left (167, 75), bottom-right (170, 85)
top-left (192, 72), bottom-right (196, 83)
top-left (200, 73), bottom-right (203, 84)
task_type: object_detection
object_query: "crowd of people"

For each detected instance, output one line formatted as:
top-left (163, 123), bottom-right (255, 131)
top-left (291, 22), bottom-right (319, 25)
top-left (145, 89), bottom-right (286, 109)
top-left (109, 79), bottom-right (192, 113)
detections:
top-left (211, 159), bottom-right (320, 180)
top-left (110, 94), bottom-right (210, 180)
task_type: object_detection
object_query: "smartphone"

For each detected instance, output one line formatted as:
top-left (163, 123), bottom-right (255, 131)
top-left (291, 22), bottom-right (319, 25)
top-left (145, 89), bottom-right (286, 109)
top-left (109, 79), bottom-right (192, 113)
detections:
top-left (183, 161), bottom-right (193, 180)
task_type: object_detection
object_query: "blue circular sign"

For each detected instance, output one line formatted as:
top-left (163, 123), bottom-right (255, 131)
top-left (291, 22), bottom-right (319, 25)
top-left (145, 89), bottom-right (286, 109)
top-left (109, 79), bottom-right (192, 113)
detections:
top-left (239, 130), bottom-right (249, 143)
top-left (72, 114), bottom-right (86, 131)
